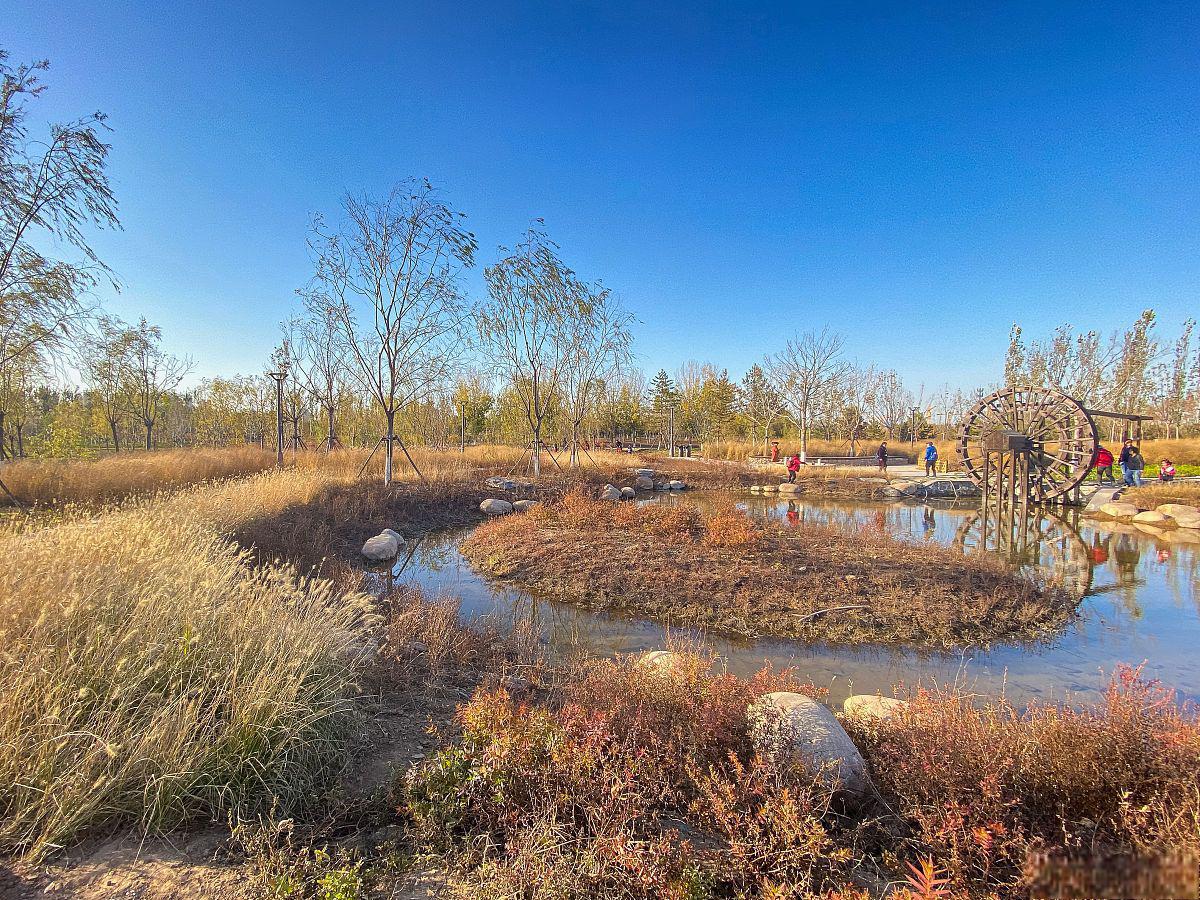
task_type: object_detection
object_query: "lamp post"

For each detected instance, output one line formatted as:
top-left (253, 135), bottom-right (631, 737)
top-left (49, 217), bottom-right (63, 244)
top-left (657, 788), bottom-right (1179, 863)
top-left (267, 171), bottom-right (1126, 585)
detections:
top-left (910, 406), bottom-right (918, 447)
top-left (267, 366), bottom-right (288, 468)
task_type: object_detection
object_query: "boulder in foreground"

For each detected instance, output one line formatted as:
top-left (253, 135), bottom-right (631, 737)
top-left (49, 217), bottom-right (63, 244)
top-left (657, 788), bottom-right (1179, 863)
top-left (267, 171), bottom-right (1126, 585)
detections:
top-left (362, 530), bottom-right (403, 560)
top-left (480, 498), bottom-right (514, 516)
top-left (748, 691), bottom-right (871, 797)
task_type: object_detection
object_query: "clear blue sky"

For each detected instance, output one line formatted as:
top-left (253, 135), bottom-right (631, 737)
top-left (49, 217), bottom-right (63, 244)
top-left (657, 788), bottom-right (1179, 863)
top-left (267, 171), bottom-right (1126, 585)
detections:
top-left (7, 1), bottom-right (1198, 395)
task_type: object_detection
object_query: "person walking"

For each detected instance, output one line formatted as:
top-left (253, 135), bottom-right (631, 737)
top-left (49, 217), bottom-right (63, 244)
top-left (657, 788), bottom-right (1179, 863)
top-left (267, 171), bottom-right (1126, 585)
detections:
top-left (923, 440), bottom-right (938, 476)
top-left (876, 441), bottom-right (889, 474)
top-left (1119, 439), bottom-right (1140, 487)
top-left (1122, 443), bottom-right (1145, 487)
top-left (1159, 458), bottom-right (1176, 483)
top-left (786, 452), bottom-right (801, 483)
top-left (1094, 445), bottom-right (1115, 484)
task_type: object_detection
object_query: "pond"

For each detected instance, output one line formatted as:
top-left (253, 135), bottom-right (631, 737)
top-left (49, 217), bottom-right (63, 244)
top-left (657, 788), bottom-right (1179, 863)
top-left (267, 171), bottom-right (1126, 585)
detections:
top-left (382, 493), bottom-right (1200, 707)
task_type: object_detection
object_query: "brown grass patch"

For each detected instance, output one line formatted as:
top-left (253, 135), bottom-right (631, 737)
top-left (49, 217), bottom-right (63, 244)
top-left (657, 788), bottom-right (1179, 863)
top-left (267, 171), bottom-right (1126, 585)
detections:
top-left (1123, 480), bottom-right (1200, 509)
top-left (462, 491), bottom-right (1074, 648)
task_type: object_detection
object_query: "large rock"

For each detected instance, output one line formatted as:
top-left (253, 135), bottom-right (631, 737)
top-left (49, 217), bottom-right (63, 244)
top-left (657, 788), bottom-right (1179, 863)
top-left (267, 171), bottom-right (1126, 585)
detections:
top-left (620, 486), bottom-right (636, 499)
top-left (1173, 512), bottom-right (1200, 530)
top-left (361, 531), bottom-right (401, 561)
top-left (480, 498), bottom-right (514, 516)
top-left (512, 499), bottom-right (538, 513)
top-left (778, 483), bottom-right (802, 494)
top-left (654, 482), bottom-right (670, 491)
top-left (668, 480), bottom-right (686, 491)
top-left (485, 476), bottom-right (517, 491)
top-left (1158, 503), bottom-right (1200, 520)
top-left (635, 468), bottom-right (656, 478)
top-left (635, 650), bottom-right (688, 673)
top-left (1099, 501), bottom-right (1139, 519)
top-left (842, 695), bottom-right (906, 725)
top-left (747, 692), bottom-right (871, 797)
top-left (1132, 510), bottom-right (1171, 526)
top-left (635, 475), bottom-right (655, 490)
top-left (599, 484), bottom-right (623, 501)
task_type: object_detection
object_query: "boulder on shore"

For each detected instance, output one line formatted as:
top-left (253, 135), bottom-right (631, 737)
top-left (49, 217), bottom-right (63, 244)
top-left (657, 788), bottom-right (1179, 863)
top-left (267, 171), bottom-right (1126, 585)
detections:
top-left (1099, 501), bottom-right (1139, 519)
top-left (620, 486), bottom-right (636, 499)
top-left (668, 480), bottom-right (686, 491)
top-left (778, 483), bottom-right (801, 494)
top-left (599, 484), bottom-right (623, 501)
top-left (1132, 510), bottom-right (1171, 527)
top-left (635, 468), bottom-right (656, 478)
top-left (1157, 503), bottom-right (1200, 520)
top-left (747, 692), bottom-right (871, 797)
top-left (480, 498), bottom-right (514, 516)
top-left (512, 499), bottom-right (538, 513)
top-left (635, 650), bottom-right (689, 673)
top-left (842, 694), bottom-right (906, 725)
top-left (635, 475), bottom-right (655, 490)
top-left (1173, 512), bottom-right (1200, 530)
top-left (485, 476), bottom-right (517, 491)
top-left (361, 531), bottom-right (402, 561)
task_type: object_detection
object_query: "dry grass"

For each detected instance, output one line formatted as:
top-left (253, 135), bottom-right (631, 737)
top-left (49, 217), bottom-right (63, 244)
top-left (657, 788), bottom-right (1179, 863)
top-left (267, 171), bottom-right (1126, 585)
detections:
top-left (854, 665), bottom-right (1200, 898)
top-left (0, 447), bottom-right (278, 507)
top-left (0, 495), bottom-right (376, 860)
top-left (462, 490), bottom-right (1072, 648)
top-left (1124, 480), bottom-right (1200, 509)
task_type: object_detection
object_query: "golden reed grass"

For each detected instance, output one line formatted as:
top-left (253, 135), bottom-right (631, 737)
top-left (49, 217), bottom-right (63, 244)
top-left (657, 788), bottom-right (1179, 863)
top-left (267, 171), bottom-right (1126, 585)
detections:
top-left (0, 479), bottom-right (376, 859)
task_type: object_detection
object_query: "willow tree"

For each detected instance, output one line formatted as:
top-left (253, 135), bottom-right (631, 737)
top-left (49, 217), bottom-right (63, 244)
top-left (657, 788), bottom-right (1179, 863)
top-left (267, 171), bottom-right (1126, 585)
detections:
top-left (477, 228), bottom-right (592, 477)
top-left (306, 182), bottom-right (475, 484)
top-left (123, 318), bottom-right (191, 450)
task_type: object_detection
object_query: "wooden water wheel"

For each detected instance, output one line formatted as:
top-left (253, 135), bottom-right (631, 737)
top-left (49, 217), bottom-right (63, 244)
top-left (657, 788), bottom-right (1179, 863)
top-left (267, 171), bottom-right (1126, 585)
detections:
top-left (957, 387), bottom-right (1097, 502)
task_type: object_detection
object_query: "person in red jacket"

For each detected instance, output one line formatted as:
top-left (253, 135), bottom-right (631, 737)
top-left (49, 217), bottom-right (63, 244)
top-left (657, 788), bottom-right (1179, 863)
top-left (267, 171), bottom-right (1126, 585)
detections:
top-left (1094, 445), bottom-right (1115, 484)
top-left (786, 452), bottom-right (801, 483)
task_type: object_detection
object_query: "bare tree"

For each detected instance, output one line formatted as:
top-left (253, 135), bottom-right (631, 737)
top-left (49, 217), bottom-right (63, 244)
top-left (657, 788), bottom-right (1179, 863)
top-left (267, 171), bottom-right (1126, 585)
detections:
top-left (292, 297), bottom-right (347, 450)
top-left (123, 318), bottom-right (191, 449)
top-left (307, 181), bottom-right (475, 484)
top-left (476, 227), bottom-right (579, 477)
top-left (765, 329), bottom-right (847, 461)
top-left (1, 54), bottom-right (119, 371)
top-left (81, 315), bottom-right (135, 451)
top-left (560, 284), bottom-right (633, 466)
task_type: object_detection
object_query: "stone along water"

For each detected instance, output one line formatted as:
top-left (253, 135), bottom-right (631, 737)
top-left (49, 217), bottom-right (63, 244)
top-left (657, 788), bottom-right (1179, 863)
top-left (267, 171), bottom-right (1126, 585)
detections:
top-left (383, 494), bottom-right (1200, 708)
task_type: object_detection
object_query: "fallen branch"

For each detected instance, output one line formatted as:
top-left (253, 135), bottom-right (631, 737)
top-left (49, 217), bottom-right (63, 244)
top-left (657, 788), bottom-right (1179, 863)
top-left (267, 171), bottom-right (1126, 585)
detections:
top-left (790, 604), bottom-right (871, 624)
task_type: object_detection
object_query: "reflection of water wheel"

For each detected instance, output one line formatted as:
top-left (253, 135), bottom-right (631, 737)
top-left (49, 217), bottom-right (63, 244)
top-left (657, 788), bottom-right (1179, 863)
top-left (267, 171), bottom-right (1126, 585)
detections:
top-left (952, 508), bottom-right (1093, 599)
top-left (957, 387), bottom-right (1097, 502)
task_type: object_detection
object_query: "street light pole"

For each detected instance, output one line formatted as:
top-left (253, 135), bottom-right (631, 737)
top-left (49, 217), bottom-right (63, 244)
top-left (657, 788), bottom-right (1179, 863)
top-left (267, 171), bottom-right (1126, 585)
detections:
top-left (910, 406), bottom-right (918, 447)
top-left (268, 369), bottom-right (288, 467)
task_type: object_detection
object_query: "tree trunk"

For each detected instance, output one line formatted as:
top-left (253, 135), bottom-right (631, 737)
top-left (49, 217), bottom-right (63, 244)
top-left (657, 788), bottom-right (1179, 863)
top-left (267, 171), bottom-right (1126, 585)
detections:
top-left (15, 425), bottom-right (24, 458)
top-left (110, 418), bottom-right (121, 452)
top-left (145, 420), bottom-right (153, 450)
top-left (799, 411), bottom-right (808, 462)
top-left (532, 424), bottom-right (542, 478)
top-left (0, 411), bottom-right (6, 461)
top-left (384, 411), bottom-right (395, 485)
top-left (570, 421), bottom-right (580, 467)
top-left (327, 405), bottom-right (337, 451)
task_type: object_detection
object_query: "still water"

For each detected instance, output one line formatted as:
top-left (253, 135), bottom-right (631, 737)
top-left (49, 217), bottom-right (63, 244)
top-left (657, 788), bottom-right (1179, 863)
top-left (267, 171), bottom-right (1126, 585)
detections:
top-left (384, 494), bottom-right (1200, 707)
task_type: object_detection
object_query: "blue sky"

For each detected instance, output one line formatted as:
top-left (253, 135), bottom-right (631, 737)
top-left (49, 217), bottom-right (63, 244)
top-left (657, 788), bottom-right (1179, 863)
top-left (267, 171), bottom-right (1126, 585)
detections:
top-left (6, 1), bottom-right (1198, 395)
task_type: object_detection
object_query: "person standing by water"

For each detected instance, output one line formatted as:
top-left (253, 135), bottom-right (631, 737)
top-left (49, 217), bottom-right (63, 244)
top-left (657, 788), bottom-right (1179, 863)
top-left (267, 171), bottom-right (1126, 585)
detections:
top-left (923, 440), bottom-right (938, 476)
top-left (1120, 442), bottom-right (1145, 487)
top-left (876, 441), bottom-right (889, 474)
top-left (1094, 445), bottom-right (1115, 484)
top-left (786, 452), bottom-right (801, 483)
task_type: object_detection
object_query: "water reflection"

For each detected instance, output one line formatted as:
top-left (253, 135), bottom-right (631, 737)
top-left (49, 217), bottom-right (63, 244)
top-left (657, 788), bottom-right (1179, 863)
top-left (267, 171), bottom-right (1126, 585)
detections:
top-left (380, 495), bottom-right (1200, 708)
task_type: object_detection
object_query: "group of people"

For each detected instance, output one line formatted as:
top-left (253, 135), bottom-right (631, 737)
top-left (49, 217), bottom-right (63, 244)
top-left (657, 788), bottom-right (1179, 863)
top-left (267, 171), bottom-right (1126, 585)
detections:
top-left (1093, 439), bottom-right (1176, 487)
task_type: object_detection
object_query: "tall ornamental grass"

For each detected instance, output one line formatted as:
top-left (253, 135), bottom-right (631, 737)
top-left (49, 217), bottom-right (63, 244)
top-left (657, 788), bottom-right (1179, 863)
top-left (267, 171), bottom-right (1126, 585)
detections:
top-left (0, 499), bottom-right (375, 860)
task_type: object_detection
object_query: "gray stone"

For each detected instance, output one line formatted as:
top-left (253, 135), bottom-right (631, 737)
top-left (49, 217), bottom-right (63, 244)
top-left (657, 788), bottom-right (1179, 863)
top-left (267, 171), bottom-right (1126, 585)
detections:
top-left (479, 498), bottom-right (514, 516)
top-left (485, 476), bottom-right (517, 491)
top-left (842, 694), bottom-right (906, 724)
top-left (620, 486), bottom-right (636, 499)
top-left (1173, 512), bottom-right (1200, 530)
top-left (1158, 503), bottom-right (1200, 521)
top-left (654, 482), bottom-right (669, 491)
top-left (361, 532), bottom-right (400, 561)
top-left (599, 484), bottom-right (623, 501)
top-left (635, 468), bottom-right (656, 478)
top-left (635, 475), bottom-right (655, 490)
top-left (512, 499), bottom-right (538, 512)
top-left (778, 483), bottom-right (801, 494)
top-left (747, 692), bottom-right (871, 797)
top-left (635, 650), bottom-right (690, 673)
top-left (668, 480), bottom-right (686, 490)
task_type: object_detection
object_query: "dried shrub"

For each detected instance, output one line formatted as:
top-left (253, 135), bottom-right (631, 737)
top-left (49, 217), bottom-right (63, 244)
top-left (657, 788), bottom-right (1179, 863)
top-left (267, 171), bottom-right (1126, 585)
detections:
top-left (702, 505), bottom-right (762, 549)
top-left (853, 665), bottom-right (1200, 897)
